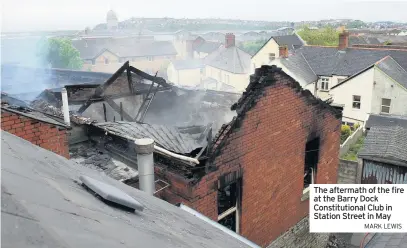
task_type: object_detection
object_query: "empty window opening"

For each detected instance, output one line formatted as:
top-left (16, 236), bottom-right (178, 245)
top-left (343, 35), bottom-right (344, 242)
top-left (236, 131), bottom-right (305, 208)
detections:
top-left (217, 179), bottom-right (241, 233)
top-left (381, 98), bottom-right (391, 114)
top-left (304, 137), bottom-right (320, 189)
top-left (320, 78), bottom-right (329, 91)
top-left (352, 95), bottom-right (361, 109)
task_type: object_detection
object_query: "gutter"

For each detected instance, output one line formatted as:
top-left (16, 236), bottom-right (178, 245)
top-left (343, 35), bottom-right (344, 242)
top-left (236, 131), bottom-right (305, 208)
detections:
top-left (178, 203), bottom-right (261, 248)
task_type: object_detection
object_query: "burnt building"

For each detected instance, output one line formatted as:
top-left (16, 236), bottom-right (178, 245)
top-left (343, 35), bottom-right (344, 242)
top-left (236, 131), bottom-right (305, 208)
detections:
top-left (9, 62), bottom-right (342, 247)
top-left (61, 64), bottom-right (342, 247)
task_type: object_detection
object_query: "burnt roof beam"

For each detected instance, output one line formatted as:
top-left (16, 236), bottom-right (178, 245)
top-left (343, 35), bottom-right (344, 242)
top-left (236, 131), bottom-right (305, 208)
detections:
top-left (77, 61), bottom-right (130, 114)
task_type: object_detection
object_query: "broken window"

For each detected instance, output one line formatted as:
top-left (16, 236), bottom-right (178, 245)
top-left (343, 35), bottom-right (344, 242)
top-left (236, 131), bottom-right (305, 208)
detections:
top-left (352, 95), bottom-right (361, 109)
top-left (217, 179), bottom-right (241, 233)
top-left (304, 137), bottom-right (320, 189)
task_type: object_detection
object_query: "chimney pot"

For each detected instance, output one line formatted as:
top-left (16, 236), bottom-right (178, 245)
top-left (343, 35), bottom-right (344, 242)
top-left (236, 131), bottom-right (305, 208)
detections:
top-left (338, 31), bottom-right (349, 50)
top-left (135, 138), bottom-right (155, 195)
top-left (225, 33), bottom-right (235, 48)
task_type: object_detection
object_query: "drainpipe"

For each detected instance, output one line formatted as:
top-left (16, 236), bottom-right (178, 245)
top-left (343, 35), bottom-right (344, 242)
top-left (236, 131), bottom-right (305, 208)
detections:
top-left (134, 138), bottom-right (155, 195)
top-left (61, 88), bottom-right (70, 126)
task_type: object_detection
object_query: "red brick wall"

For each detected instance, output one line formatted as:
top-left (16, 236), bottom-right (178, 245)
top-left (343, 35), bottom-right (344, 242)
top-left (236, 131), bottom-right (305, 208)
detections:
top-left (1, 110), bottom-right (70, 158)
top-left (157, 72), bottom-right (341, 247)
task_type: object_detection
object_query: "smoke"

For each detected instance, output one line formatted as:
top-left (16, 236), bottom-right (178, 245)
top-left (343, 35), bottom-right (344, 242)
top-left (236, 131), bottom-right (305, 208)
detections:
top-left (1, 36), bottom-right (52, 101)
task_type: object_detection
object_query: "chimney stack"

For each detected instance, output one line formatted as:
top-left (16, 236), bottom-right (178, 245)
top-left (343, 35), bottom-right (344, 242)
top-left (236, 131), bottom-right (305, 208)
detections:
top-left (61, 88), bottom-right (70, 126)
top-left (279, 46), bottom-right (289, 58)
top-left (225, 33), bottom-right (235, 48)
top-left (135, 138), bottom-right (155, 195)
top-left (338, 31), bottom-right (349, 50)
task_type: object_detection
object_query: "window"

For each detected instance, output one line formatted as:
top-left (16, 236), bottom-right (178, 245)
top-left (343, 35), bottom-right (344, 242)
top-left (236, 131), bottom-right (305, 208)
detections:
top-left (147, 56), bottom-right (154, 61)
top-left (217, 179), bottom-right (241, 233)
top-left (304, 137), bottom-right (320, 190)
top-left (104, 57), bottom-right (109, 64)
top-left (320, 77), bottom-right (329, 91)
top-left (352, 95), bottom-right (361, 109)
top-left (268, 53), bottom-right (276, 62)
top-left (381, 98), bottom-right (391, 113)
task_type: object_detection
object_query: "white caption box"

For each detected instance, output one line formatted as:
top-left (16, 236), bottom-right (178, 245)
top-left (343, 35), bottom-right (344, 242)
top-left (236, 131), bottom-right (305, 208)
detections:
top-left (310, 184), bottom-right (407, 233)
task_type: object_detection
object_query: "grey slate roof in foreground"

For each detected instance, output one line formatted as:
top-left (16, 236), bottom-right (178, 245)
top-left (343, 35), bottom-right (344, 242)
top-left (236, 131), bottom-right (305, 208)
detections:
top-left (93, 121), bottom-right (207, 154)
top-left (365, 233), bottom-right (407, 248)
top-left (365, 114), bottom-right (407, 129)
top-left (358, 126), bottom-right (407, 164)
top-left (1, 131), bottom-right (249, 248)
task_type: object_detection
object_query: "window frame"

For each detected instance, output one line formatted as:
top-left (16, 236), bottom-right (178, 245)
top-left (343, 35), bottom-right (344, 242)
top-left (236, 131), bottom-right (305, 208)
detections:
top-left (352, 95), bottom-right (361, 109)
top-left (268, 53), bottom-right (276, 62)
top-left (381, 98), bottom-right (391, 114)
top-left (320, 77), bottom-right (330, 91)
top-left (217, 180), bottom-right (241, 234)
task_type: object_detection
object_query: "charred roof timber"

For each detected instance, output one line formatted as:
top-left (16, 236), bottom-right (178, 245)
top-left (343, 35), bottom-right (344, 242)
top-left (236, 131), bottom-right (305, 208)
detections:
top-left (77, 61), bottom-right (172, 117)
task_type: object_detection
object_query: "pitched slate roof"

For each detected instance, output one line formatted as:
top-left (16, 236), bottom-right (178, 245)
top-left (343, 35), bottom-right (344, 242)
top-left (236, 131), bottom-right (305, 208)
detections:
top-left (1, 103), bottom-right (69, 128)
top-left (93, 121), bottom-right (207, 155)
top-left (375, 56), bottom-right (407, 89)
top-left (171, 59), bottom-right (204, 70)
top-left (72, 40), bottom-right (177, 60)
top-left (273, 34), bottom-right (304, 49)
top-left (349, 36), bottom-right (381, 46)
top-left (286, 46), bottom-right (407, 77)
top-left (206, 46), bottom-right (251, 74)
top-left (280, 53), bottom-right (318, 85)
top-left (365, 114), bottom-right (407, 129)
top-left (252, 34), bottom-right (305, 57)
top-left (358, 126), bottom-right (407, 164)
top-left (331, 55), bottom-right (407, 90)
top-left (194, 41), bottom-right (222, 54)
top-left (1, 131), bottom-right (249, 248)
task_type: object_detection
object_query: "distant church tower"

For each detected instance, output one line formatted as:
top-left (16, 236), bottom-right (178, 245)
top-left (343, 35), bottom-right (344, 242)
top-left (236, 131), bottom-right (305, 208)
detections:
top-left (106, 10), bottom-right (118, 30)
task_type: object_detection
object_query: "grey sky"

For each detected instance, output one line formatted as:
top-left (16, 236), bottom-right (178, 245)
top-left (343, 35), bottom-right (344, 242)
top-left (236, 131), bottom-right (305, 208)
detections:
top-left (1, 0), bottom-right (407, 32)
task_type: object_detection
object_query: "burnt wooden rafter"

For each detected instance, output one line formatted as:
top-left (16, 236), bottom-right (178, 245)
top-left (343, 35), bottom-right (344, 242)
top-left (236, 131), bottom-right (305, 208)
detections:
top-left (77, 61), bottom-right (130, 114)
top-left (105, 98), bottom-right (135, 122)
top-left (77, 62), bottom-right (172, 115)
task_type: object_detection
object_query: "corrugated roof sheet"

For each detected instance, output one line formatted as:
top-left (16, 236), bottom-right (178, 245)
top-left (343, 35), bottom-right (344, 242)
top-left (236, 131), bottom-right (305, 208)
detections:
top-left (359, 126), bottom-right (407, 164)
top-left (93, 121), bottom-right (206, 154)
